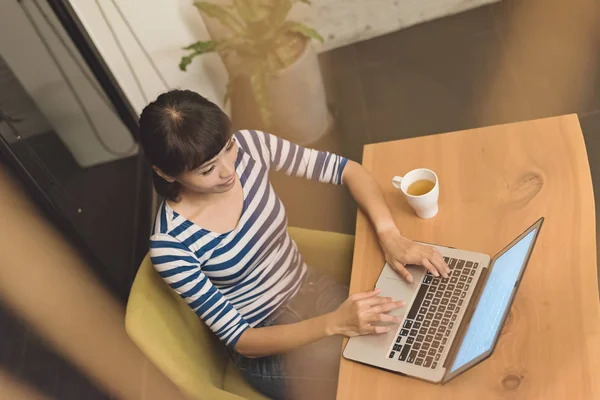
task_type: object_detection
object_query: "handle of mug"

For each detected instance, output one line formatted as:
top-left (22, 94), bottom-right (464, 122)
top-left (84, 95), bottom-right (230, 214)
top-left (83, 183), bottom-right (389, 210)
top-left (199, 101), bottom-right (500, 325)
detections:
top-left (392, 176), bottom-right (403, 190)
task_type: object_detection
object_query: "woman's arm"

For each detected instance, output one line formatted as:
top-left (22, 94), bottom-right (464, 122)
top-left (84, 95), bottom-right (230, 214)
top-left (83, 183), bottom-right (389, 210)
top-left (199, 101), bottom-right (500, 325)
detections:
top-left (234, 314), bottom-right (330, 358)
top-left (235, 288), bottom-right (404, 358)
top-left (238, 130), bottom-right (347, 185)
top-left (151, 234), bottom-right (251, 347)
top-left (341, 161), bottom-right (397, 234)
top-left (341, 161), bottom-right (450, 282)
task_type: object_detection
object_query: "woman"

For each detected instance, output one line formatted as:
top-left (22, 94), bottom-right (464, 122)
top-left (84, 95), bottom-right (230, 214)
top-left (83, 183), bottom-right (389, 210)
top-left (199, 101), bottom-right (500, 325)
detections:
top-left (139, 90), bottom-right (449, 399)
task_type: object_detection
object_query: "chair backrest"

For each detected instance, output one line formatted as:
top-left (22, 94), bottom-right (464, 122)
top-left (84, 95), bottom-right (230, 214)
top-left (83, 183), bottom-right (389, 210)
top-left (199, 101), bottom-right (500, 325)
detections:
top-left (125, 254), bottom-right (230, 398)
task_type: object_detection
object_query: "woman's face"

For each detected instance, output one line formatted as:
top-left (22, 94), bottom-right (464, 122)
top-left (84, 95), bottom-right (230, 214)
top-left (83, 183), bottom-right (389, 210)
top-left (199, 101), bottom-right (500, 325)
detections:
top-left (155, 137), bottom-right (238, 195)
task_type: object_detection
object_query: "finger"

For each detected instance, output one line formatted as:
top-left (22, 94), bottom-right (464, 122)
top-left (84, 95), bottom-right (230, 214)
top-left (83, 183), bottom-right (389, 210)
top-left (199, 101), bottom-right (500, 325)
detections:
top-left (370, 300), bottom-right (406, 314)
top-left (430, 249), bottom-right (449, 269)
top-left (430, 252), bottom-right (450, 275)
top-left (365, 313), bottom-right (402, 324)
top-left (358, 296), bottom-right (393, 307)
top-left (422, 259), bottom-right (440, 277)
top-left (350, 288), bottom-right (381, 301)
top-left (392, 261), bottom-right (413, 283)
top-left (424, 258), bottom-right (447, 279)
top-left (361, 325), bottom-right (390, 335)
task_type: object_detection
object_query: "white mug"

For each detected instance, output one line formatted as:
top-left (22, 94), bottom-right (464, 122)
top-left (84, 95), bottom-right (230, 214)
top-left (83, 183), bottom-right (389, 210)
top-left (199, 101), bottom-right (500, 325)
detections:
top-left (392, 168), bottom-right (439, 219)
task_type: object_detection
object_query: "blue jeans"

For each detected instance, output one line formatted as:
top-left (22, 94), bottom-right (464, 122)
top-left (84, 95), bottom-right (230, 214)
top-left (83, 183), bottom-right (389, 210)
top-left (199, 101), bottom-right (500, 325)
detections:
top-left (229, 267), bottom-right (349, 400)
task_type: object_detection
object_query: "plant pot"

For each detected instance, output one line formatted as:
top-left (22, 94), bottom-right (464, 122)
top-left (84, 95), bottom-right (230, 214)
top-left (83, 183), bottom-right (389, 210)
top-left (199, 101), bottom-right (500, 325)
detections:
top-left (231, 39), bottom-right (331, 145)
top-left (196, 1), bottom-right (331, 145)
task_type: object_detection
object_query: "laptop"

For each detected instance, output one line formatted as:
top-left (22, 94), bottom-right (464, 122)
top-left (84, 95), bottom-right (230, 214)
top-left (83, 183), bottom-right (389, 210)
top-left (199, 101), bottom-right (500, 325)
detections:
top-left (343, 217), bottom-right (544, 383)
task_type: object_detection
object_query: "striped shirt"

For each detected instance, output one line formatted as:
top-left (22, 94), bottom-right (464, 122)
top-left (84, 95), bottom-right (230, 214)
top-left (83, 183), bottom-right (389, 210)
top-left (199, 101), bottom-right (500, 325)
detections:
top-left (150, 130), bottom-right (348, 348)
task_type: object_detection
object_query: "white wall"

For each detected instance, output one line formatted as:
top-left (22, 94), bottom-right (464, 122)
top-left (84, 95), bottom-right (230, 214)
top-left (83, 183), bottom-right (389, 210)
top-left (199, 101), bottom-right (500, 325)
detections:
top-left (294, 0), bottom-right (500, 52)
top-left (193, 0), bottom-right (499, 53)
top-left (66, 0), bottom-right (229, 116)
top-left (0, 0), bottom-right (137, 167)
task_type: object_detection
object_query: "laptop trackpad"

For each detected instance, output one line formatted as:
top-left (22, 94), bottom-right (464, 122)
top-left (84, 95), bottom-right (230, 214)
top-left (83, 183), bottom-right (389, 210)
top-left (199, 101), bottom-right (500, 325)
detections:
top-left (376, 264), bottom-right (425, 318)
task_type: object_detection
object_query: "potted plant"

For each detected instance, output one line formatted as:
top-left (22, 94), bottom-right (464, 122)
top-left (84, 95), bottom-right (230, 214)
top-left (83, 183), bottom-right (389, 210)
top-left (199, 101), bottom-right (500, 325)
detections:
top-left (180, 0), bottom-right (331, 144)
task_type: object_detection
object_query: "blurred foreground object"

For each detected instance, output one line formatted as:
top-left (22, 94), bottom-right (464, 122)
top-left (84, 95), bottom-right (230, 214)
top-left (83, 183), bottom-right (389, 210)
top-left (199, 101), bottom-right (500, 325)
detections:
top-left (0, 369), bottom-right (50, 400)
top-left (0, 166), bottom-right (190, 400)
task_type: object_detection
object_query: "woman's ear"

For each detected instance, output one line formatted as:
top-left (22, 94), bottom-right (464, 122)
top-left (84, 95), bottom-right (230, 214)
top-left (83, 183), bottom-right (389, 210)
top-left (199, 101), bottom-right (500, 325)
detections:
top-left (152, 166), bottom-right (176, 183)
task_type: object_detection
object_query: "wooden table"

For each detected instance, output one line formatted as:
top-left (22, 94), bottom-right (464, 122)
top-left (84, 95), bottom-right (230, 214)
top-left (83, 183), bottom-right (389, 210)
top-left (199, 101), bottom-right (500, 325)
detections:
top-left (337, 115), bottom-right (600, 399)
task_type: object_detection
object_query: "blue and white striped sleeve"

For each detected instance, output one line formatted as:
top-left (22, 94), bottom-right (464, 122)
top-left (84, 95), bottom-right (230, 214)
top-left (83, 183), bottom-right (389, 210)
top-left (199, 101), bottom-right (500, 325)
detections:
top-left (237, 130), bottom-right (348, 185)
top-left (149, 233), bottom-right (250, 348)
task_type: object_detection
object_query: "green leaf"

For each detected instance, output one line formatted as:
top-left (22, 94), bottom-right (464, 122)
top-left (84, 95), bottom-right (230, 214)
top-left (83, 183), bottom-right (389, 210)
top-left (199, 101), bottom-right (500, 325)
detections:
top-left (179, 40), bottom-right (219, 71)
top-left (179, 54), bottom-right (194, 71)
top-left (286, 21), bottom-right (323, 42)
top-left (183, 40), bottom-right (219, 53)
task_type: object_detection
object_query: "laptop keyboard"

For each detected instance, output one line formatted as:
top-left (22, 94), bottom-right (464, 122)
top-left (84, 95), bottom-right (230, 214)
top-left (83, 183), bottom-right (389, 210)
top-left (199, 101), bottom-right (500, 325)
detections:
top-left (388, 257), bottom-right (479, 369)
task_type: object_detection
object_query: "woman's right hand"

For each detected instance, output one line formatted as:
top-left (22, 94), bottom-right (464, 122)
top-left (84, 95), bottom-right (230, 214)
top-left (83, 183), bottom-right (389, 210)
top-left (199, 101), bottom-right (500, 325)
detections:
top-left (325, 288), bottom-right (406, 337)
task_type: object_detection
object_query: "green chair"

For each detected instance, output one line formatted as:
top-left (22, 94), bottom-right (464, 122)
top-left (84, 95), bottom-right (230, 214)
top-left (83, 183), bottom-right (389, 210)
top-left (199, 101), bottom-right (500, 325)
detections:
top-left (125, 227), bottom-right (354, 400)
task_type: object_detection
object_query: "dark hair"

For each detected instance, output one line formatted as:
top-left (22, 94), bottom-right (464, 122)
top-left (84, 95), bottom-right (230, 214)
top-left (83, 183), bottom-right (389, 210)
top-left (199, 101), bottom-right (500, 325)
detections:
top-left (139, 89), bottom-right (232, 201)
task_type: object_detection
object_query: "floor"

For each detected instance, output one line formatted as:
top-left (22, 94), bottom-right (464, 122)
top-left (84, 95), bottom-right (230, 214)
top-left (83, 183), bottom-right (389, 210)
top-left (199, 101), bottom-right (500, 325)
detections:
top-left (1, 0), bottom-right (599, 398)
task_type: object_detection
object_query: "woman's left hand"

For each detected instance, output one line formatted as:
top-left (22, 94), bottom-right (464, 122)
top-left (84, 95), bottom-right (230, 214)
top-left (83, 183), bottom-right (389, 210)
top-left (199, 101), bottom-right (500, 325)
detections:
top-left (378, 226), bottom-right (450, 283)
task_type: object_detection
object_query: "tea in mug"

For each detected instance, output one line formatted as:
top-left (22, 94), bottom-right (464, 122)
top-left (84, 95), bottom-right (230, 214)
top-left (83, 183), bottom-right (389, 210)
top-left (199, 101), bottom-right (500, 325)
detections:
top-left (406, 179), bottom-right (435, 196)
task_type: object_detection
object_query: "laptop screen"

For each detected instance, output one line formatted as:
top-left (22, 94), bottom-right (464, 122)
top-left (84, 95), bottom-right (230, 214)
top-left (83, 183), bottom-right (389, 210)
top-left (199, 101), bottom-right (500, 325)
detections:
top-left (450, 228), bottom-right (538, 373)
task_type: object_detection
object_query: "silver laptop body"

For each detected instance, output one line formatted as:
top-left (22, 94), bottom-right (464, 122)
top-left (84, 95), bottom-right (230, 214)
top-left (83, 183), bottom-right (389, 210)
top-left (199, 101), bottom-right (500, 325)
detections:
top-left (343, 218), bottom-right (543, 384)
